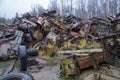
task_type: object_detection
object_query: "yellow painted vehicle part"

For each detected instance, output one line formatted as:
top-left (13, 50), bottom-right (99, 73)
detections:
top-left (90, 42), bottom-right (101, 48)
top-left (46, 43), bottom-right (57, 56)
top-left (61, 58), bottom-right (77, 75)
top-left (63, 41), bottom-right (73, 49)
top-left (78, 38), bottom-right (87, 49)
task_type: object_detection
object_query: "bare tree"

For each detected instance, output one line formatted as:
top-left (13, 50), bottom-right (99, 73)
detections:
top-left (48, 0), bottom-right (60, 13)
top-left (47, 0), bottom-right (120, 19)
top-left (31, 4), bottom-right (45, 16)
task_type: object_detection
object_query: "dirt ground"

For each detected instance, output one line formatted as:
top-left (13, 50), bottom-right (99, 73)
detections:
top-left (28, 58), bottom-right (61, 80)
top-left (30, 65), bottom-right (60, 80)
top-left (0, 58), bottom-right (120, 80)
top-left (79, 65), bottom-right (120, 80)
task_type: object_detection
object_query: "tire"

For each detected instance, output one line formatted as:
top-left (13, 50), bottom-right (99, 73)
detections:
top-left (26, 50), bottom-right (38, 56)
top-left (18, 45), bottom-right (27, 71)
top-left (0, 72), bottom-right (34, 80)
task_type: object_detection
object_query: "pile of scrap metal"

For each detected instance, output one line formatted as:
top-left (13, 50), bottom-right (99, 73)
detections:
top-left (0, 13), bottom-right (46, 71)
top-left (57, 13), bottom-right (120, 76)
top-left (0, 10), bottom-right (69, 72)
top-left (88, 14), bottom-right (120, 61)
top-left (0, 23), bottom-right (15, 42)
top-left (0, 23), bottom-right (16, 60)
top-left (0, 10), bottom-right (120, 77)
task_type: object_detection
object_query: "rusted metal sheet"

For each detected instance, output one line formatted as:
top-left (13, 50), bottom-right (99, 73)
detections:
top-left (60, 52), bottom-right (107, 75)
top-left (49, 19), bottom-right (67, 32)
top-left (76, 52), bottom-right (106, 69)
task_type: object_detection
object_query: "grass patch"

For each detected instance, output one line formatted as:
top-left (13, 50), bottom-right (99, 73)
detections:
top-left (0, 60), bottom-right (10, 68)
top-left (59, 73), bottom-right (74, 80)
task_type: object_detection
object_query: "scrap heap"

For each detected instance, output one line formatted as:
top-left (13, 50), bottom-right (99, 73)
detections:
top-left (0, 10), bottom-right (120, 79)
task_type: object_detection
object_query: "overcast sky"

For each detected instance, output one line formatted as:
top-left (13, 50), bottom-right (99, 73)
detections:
top-left (0, 0), bottom-right (50, 19)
